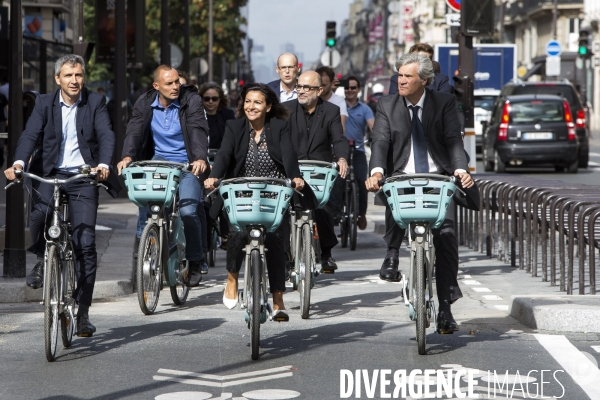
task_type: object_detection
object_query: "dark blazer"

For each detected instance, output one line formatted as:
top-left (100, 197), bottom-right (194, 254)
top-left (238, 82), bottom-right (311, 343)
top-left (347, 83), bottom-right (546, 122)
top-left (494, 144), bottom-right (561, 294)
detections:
top-left (369, 89), bottom-right (479, 210)
top-left (209, 117), bottom-right (301, 180)
top-left (122, 85), bottom-right (209, 163)
top-left (389, 72), bottom-right (452, 95)
top-left (266, 80), bottom-right (280, 96)
top-left (282, 98), bottom-right (349, 162)
top-left (207, 107), bottom-right (235, 149)
top-left (14, 87), bottom-right (120, 196)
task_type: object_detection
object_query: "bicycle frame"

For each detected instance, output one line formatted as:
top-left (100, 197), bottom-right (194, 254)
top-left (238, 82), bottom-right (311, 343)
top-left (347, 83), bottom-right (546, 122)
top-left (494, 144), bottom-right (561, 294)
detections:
top-left (289, 209), bottom-right (317, 286)
top-left (241, 226), bottom-right (271, 321)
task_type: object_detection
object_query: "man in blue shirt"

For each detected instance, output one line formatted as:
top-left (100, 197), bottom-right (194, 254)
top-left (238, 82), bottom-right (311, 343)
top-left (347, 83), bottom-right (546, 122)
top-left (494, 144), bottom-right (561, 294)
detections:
top-left (345, 76), bottom-right (374, 230)
top-left (118, 65), bottom-right (210, 287)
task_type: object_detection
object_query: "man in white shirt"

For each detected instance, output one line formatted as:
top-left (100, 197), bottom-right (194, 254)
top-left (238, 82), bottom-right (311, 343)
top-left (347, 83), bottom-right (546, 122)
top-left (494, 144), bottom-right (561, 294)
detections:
top-left (316, 66), bottom-right (348, 131)
top-left (266, 53), bottom-right (299, 103)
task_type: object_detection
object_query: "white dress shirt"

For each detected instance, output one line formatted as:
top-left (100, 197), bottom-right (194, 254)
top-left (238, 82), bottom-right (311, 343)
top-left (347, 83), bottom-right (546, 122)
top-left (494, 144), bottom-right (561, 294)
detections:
top-left (279, 81), bottom-right (297, 103)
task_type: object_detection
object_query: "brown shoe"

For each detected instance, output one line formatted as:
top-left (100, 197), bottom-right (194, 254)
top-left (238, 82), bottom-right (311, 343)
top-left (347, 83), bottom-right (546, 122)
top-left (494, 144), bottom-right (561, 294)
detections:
top-left (358, 215), bottom-right (367, 230)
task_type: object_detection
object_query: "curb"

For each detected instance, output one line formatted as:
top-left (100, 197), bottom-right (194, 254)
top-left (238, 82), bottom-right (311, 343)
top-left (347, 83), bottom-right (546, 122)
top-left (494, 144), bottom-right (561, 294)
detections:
top-left (0, 279), bottom-right (133, 303)
top-left (510, 295), bottom-right (600, 333)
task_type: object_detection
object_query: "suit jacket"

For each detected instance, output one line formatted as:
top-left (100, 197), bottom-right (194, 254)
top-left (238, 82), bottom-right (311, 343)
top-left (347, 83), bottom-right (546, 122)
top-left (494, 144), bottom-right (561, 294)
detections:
top-left (208, 107), bottom-right (236, 150)
top-left (14, 87), bottom-right (120, 196)
top-left (370, 89), bottom-right (479, 210)
top-left (388, 72), bottom-right (452, 95)
top-left (282, 98), bottom-right (349, 162)
top-left (266, 80), bottom-right (280, 96)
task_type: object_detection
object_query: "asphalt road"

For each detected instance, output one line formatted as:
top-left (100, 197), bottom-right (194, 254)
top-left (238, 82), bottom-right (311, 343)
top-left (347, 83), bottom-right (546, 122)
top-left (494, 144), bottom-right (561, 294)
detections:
top-left (1, 227), bottom-right (599, 400)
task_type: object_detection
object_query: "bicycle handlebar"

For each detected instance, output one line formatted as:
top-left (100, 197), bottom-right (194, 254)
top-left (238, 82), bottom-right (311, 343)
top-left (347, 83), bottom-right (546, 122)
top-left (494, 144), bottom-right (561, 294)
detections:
top-left (206, 176), bottom-right (303, 198)
top-left (298, 160), bottom-right (339, 170)
top-left (5, 169), bottom-right (106, 190)
top-left (379, 173), bottom-right (466, 196)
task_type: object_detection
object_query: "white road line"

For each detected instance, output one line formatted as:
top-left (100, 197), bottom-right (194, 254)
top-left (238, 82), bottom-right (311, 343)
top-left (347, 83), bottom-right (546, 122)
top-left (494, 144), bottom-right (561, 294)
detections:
top-left (462, 279), bottom-right (481, 285)
top-left (482, 295), bottom-right (502, 300)
top-left (535, 334), bottom-right (600, 399)
top-left (592, 346), bottom-right (600, 353)
top-left (471, 287), bottom-right (491, 292)
top-left (589, 152), bottom-right (600, 157)
top-left (157, 365), bottom-right (293, 381)
top-left (153, 372), bottom-right (294, 388)
top-left (494, 305), bottom-right (509, 311)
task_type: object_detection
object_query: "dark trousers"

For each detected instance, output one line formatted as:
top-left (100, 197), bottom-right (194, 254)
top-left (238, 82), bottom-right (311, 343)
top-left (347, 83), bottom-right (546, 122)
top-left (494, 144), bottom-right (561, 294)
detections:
top-left (225, 217), bottom-right (289, 293)
top-left (353, 150), bottom-right (368, 216)
top-left (29, 171), bottom-right (99, 307)
top-left (384, 200), bottom-right (462, 304)
top-left (313, 208), bottom-right (338, 252)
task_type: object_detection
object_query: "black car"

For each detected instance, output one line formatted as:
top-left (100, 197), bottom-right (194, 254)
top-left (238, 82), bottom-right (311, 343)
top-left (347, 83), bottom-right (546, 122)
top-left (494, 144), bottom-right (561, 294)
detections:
top-left (482, 94), bottom-right (579, 173)
top-left (492, 81), bottom-right (589, 168)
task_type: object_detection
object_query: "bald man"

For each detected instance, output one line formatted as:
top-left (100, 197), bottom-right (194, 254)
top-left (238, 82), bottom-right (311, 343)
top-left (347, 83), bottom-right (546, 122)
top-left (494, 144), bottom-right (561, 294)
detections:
top-left (282, 71), bottom-right (349, 273)
top-left (267, 52), bottom-right (300, 103)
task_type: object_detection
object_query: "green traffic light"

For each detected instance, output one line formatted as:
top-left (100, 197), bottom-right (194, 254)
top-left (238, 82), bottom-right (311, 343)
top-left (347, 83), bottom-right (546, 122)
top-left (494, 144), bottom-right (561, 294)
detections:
top-left (327, 38), bottom-right (336, 47)
top-left (579, 46), bottom-right (588, 56)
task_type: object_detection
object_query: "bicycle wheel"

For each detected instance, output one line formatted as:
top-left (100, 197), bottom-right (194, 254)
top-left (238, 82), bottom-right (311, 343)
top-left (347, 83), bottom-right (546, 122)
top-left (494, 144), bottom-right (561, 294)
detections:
top-left (208, 225), bottom-right (218, 267)
top-left (250, 249), bottom-right (261, 360)
top-left (170, 261), bottom-right (190, 305)
top-left (299, 223), bottom-right (312, 319)
top-left (415, 246), bottom-right (427, 355)
top-left (340, 184), bottom-right (350, 248)
top-left (137, 223), bottom-right (162, 315)
top-left (44, 245), bottom-right (60, 362)
top-left (349, 182), bottom-right (359, 251)
top-left (60, 254), bottom-right (75, 348)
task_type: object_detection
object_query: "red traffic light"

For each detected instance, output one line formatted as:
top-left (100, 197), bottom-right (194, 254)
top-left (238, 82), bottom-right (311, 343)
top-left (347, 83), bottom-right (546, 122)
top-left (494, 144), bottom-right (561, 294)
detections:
top-left (298, 62), bottom-right (303, 69)
top-left (337, 73), bottom-right (342, 79)
top-left (239, 80), bottom-right (245, 86)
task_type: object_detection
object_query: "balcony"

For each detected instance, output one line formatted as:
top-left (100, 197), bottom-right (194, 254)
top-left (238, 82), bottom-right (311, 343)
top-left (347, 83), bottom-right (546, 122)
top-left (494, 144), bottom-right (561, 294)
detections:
top-left (22, 0), bottom-right (72, 13)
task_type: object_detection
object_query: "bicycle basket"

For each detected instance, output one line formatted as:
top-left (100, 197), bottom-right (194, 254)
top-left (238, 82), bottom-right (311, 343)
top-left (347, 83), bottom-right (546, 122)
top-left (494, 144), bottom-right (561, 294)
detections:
top-left (122, 166), bottom-right (181, 208)
top-left (299, 165), bottom-right (338, 209)
top-left (220, 182), bottom-right (293, 232)
top-left (382, 179), bottom-right (456, 229)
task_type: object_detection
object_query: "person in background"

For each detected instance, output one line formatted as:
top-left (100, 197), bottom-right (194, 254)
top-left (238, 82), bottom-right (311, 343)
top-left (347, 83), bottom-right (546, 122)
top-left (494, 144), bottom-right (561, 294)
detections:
top-left (344, 75), bottom-right (374, 231)
top-left (315, 66), bottom-right (348, 131)
top-left (199, 82), bottom-right (236, 249)
top-left (267, 52), bottom-right (300, 103)
top-left (178, 71), bottom-right (189, 86)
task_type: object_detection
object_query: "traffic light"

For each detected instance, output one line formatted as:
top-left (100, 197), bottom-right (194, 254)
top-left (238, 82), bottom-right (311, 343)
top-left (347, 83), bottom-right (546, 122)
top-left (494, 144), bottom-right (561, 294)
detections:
top-left (578, 28), bottom-right (593, 58)
top-left (452, 74), bottom-right (473, 111)
top-left (326, 21), bottom-right (336, 47)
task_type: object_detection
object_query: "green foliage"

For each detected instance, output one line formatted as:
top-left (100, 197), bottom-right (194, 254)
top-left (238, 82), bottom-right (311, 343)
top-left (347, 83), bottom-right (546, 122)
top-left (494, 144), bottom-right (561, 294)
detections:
top-left (83, 0), bottom-right (248, 84)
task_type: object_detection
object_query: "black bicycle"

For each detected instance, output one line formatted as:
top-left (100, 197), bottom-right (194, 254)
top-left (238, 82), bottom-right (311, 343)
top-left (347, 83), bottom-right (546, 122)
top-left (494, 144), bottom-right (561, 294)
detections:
top-left (340, 138), bottom-right (359, 250)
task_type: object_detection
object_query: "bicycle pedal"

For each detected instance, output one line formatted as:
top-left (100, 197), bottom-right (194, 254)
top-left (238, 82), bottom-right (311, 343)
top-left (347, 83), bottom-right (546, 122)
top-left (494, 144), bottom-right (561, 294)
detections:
top-left (320, 268), bottom-right (335, 274)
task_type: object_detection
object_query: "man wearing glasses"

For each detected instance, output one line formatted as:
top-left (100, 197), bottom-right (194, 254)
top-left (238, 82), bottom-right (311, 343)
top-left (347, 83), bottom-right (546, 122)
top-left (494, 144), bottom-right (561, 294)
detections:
top-left (344, 76), bottom-right (374, 231)
top-left (267, 53), bottom-right (300, 103)
top-left (283, 71), bottom-right (349, 273)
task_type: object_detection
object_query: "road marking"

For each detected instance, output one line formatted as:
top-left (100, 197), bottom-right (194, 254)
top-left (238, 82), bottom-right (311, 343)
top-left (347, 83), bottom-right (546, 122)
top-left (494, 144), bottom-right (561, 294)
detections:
top-left (154, 366), bottom-right (294, 388)
top-left (535, 334), bottom-right (600, 399)
top-left (589, 152), bottom-right (600, 157)
top-left (461, 275), bottom-right (472, 279)
top-left (155, 392), bottom-right (213, 400)
top-left (462, 280), bottom-right (481, 285)
top-left (494, 305), bottom-right (509, 311)
top-left (471, 287), bottom-right (492, 292)
top-left (592, 346), bottom-right (600, 353)
top-left (242, 389), bottom-right (300, 399)
top-left (482, 295), bottom-right (502, 300)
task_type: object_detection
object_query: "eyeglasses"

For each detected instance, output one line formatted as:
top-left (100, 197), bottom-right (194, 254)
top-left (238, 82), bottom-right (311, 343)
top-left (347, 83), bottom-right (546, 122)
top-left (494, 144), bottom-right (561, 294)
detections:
top-left (277, 65), bottom-right (297, 71)
top-left (296, 85), bottom-right (320, 92)
top-left (345, 86), bottom-right (358, 90)
top-left (203, 96), bottom-right (219, 102)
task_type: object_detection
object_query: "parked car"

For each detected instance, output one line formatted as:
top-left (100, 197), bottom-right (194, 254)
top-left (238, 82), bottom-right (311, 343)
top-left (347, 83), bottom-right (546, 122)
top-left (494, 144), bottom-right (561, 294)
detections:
top-left (492, 80), bottom-right (589, 168)
top-left (482, 94), bottom-right (579, 173)
top-left (474, 89), bottom-right (499, 153)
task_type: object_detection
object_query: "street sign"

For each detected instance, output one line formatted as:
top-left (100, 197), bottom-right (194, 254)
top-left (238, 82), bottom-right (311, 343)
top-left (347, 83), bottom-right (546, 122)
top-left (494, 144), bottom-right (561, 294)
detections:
top-left (156, 43), bottom-right (183, 69)
top-left (320, 49), bottom-right (341, 68)
top-left (446, 14), bottom-right (460, 26)
top-left (446, 0), bottom-right (460, 12)
top-left (545, 40), bottom-right (562, 57)
top-left (546, 56), bottom-right (561, 76)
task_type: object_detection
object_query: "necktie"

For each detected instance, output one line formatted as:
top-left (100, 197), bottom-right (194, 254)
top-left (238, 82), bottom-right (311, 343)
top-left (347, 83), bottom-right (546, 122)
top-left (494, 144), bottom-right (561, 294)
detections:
top-left (409, 105), bottom-right (429, 173)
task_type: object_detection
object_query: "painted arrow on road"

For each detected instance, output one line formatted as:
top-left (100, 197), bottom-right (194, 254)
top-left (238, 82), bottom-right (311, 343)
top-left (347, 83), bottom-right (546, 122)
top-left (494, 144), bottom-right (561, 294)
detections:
top-left (153, 365), bottom-right (295, 388)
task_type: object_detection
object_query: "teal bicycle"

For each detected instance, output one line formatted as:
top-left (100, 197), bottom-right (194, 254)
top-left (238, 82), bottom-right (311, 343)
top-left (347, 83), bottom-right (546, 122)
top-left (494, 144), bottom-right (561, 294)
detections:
top-left (381, 173), bottom-right (463, 355)
top-left (122, 161), bottom-right (191, 315)
top-left (212, 177), bottom-right (296, 360)
top-left (290, 160), bottom-right (338, 318)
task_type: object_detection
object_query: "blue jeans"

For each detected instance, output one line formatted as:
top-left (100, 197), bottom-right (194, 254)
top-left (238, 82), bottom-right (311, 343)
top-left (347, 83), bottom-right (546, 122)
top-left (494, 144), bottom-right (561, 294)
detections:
top-left (136, 157), bottom-right (206, 262)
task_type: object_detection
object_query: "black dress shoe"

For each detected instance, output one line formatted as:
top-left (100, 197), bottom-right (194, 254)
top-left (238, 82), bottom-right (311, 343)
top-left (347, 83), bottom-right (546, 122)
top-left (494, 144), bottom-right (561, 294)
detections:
top-left (200, 261), bottom-right (209, 274)
top-left (26, 261), bottom-right (44, 289)
top-left (437, 310), bottom-right (459, 334)
top-left (320, 257), bottom-right (338, 273)
top-left (379, 257), bottom-right (400, 281)
top-left (76, 313), bottom-right (96, 337)
top-left (186, 261), bottom-right (203, 287)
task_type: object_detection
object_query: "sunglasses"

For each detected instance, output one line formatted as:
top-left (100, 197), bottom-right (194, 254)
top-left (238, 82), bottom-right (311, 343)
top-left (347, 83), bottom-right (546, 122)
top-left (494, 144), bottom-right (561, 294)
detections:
top-left (203, 96), bottom-right (219, 102)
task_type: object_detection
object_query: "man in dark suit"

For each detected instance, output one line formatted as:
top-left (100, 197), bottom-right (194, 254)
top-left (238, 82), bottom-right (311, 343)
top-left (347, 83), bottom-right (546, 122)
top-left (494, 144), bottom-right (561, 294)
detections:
top-left (388, 43), bottom-right (452, 95)
top-left (4, 54), bottom-right (118, 337)
top-left (267, 53), bottom-right (300, 103)
top-left (283, 70), bottom-right (349, 273)
top-left (365, 53), bottom-right (476, 334)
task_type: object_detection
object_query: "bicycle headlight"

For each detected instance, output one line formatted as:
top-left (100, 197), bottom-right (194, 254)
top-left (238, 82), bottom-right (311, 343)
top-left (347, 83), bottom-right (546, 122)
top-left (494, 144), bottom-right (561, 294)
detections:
top-left (414, 225), bottom-right (426, 235)
top-left (151, 205), bottom-right (161, 213)
top-left (48, 226), bottom-right (61, 239)
top-left (250, 229), bottom-right (261, 238)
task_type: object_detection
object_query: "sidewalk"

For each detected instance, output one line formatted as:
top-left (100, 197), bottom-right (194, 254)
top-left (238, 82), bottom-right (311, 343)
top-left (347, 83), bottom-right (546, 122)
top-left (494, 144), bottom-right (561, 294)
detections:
top-left (1, 191), bottom-right (599, 333)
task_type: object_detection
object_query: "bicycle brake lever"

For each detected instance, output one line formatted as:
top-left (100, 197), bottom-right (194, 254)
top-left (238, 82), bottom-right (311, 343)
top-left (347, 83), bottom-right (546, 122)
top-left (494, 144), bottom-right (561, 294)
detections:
top-left (4, 181), bottom-right (17, 190)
